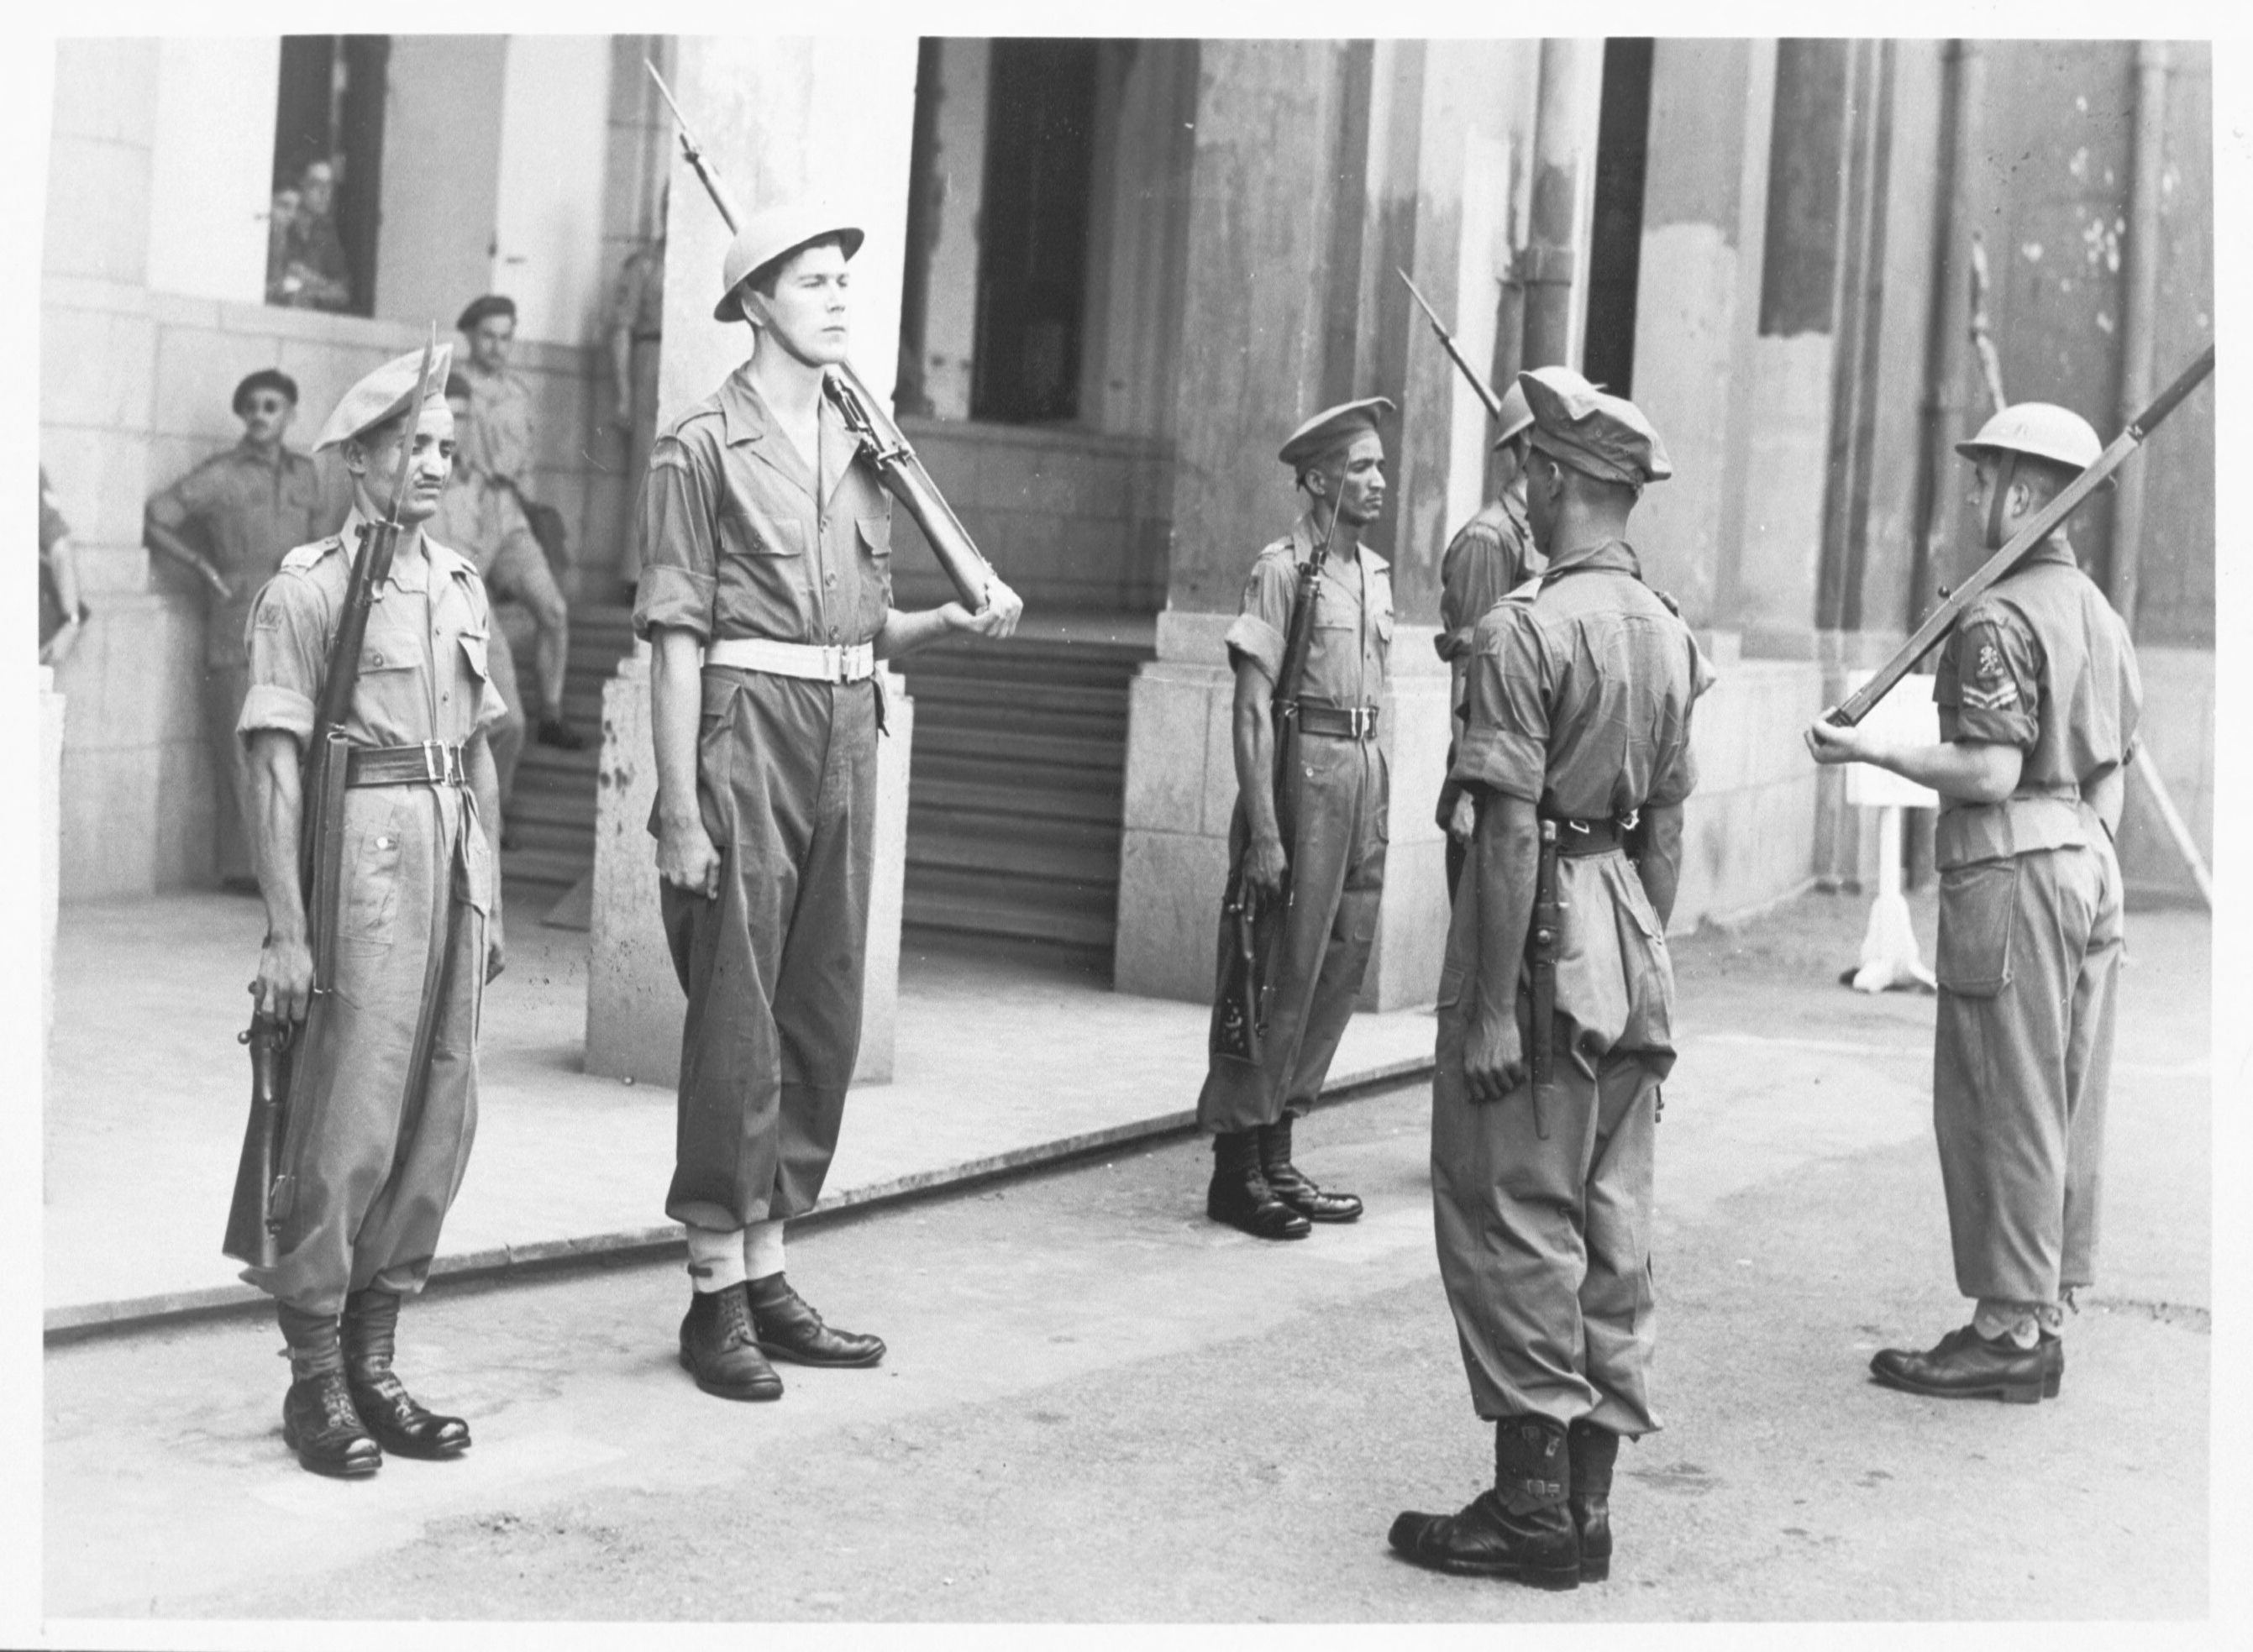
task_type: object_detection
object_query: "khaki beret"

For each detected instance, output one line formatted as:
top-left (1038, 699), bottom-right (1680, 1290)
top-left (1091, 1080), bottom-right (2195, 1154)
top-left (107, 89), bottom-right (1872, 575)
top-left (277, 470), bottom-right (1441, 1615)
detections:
top-left (455, 294), bottom-right (516, 334)
top-left (1278, 396), bottom-right (1395, 471)
top-left (1518, 365), bottom-right (1673, 486)
top-left (314, 344), bottom-right (455, 452)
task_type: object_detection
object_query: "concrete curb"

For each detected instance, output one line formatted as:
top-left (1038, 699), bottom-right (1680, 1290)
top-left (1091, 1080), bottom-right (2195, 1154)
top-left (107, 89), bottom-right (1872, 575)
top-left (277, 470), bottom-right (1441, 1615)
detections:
top-left (45, 1054), bottom-right (1434, 1345)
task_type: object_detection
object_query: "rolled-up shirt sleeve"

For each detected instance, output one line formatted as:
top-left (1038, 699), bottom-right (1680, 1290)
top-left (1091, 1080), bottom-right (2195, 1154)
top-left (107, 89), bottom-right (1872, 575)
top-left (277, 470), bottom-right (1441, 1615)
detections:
top-left (632, 432), bottom-right (721, 641)
top-left (464, 580), bottom-right (511, 737)
top-left (1453, 606), bottom-right (1549, 801)
top-left (237, 572), bottom-right (329, 746)
top-left (1223, 554), bottom-right (1296, 681)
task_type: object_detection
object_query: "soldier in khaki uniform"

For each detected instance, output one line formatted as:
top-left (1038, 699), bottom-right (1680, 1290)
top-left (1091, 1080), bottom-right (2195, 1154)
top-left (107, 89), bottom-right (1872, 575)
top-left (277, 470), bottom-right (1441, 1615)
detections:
top-left (1434, 380), bottom-right (1541, 897)
top-left (1391, 367), bottom-right (1710, 1591)
top-left (638, 207), bottom-right (1021, 1402)
top-left (239, 346), bottom-right (508, 1476)
top-left (1807, 402), bottom-right (2140, 1403)
top-left (144, 370), bottom-right (348, 888)
top-left (431, 372), bottom-right (531, 814)
top-left (1196, 397), bottom-right (1395, 1240)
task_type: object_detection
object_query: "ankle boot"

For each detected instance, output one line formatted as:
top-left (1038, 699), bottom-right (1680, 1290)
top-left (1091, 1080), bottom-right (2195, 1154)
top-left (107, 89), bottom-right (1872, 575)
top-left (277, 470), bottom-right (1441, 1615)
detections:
top-left (1568, 1419), bottom-right (1619, 1581)
top-left (276, 1303), bottom-right (381, 1478)
top-left (679, 1282), bottom-right (784, 1400)
top-left (1205, 1130), bottom-right (1310, 1240)
top-left (748, 1273), bottom-right (886, 1367)
top-left (342, 1288), bottom-right (470, 1459)
top-left (1388, 1416), bottom-right (1580, 1590)
top-left (1256, 1114), bottom-right (1363, 1223)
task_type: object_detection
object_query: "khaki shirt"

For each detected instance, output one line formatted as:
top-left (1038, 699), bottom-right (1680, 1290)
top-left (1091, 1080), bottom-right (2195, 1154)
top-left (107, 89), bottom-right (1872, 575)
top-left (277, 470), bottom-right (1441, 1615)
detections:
top-left (1454, 539), bottom-right (1713, 818)
top-left (430, 471), bottom-right (538, 582)
top-left (1933, 538), bottom-right (2142, 868)
top-left (632, 365), bottom-right (895, 649)
top-left (239, 509), bottom-right (509, 752)
top-left (1221, 510), bottom-right (1393, 707)
top-left (148, 441), bottom-right (345, 665)
top-left (459, 361), bottom-right (536, 485)
top-left (1436, 494), bottom-right (1537, 665)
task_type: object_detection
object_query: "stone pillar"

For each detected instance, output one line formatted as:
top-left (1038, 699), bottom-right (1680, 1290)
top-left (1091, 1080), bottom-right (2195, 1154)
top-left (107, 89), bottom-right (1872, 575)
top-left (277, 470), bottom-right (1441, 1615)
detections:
top-left (1114, 40), bottom-right (1538, 1010)
top-left (589, 33), bottom-right (921, 1086)
top-left (586, 653), bottom-right (914, 1086)
top-left (40, 671), bottom-right (65, 1070)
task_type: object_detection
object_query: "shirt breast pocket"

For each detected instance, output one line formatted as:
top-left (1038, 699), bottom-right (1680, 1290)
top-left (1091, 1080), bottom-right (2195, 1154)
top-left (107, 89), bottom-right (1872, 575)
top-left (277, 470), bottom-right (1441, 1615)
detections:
top-left (723, 506), bottom-right (806, 559)
top-left (856, 516), bottom-right (893, 560)
top-left (458, 630), bottom-right (493, 683)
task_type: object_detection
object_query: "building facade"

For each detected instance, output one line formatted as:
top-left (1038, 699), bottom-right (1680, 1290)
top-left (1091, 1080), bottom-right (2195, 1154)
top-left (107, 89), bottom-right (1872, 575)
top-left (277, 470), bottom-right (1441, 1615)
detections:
top-left (41, 36), bottom-right (2214, 1010)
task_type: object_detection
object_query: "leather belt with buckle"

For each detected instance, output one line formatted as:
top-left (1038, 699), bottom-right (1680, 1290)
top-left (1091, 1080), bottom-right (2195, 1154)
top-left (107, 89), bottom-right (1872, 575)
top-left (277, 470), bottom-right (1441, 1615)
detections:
top-left (706, 637), bottom-right (877, 684)
top-left (346, 740), bottom-right (468, 789)
top-left (1295, 702), bottom-right (1380, 742)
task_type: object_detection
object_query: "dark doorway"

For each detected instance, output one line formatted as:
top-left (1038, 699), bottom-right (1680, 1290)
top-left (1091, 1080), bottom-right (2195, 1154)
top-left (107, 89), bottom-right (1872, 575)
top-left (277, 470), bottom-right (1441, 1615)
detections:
top-left (270, 35), bottom-right (389, 318)
top-left (971, 39), bottom-right (1100, 424)
top-left (1582, 38), bottom-right (1654, 396)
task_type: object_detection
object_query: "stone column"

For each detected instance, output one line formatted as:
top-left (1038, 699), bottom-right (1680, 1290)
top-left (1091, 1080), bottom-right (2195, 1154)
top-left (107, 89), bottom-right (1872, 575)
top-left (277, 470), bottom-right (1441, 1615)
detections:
top-left (41, 670), bottom-right (65, 1072)
top-left (586, 34), bottom-right (920, 1086)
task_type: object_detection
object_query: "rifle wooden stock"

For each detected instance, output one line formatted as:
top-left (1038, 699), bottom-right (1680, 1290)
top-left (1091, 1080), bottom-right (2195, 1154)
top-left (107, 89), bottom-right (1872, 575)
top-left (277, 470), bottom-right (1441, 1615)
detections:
top-left (222, 1012), bottom-right (295, 1267)
top-left (1399, 268), bottom-right (1505, 422)
top-left (1828, 343), bottom-right (2214, 727)
top-left (1208, 873), bottom-right (1271, 1066)
top-left (1527, 820), bottom-right (1560, 1141)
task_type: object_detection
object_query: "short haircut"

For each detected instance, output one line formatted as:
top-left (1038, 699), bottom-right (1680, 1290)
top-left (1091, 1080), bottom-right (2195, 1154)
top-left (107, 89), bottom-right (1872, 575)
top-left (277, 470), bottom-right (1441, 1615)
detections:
top-left (232, 368), bottom-right (299, 416)
top-left (747, 233), bottom-right (853, 302)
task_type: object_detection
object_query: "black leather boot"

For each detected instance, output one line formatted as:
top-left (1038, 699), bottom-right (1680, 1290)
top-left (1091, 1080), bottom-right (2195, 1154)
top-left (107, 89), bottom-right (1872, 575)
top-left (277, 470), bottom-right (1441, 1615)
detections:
top-left (1257, 1114), bottom-right (1363, 1223)
top-left (1870, 1324), bottom-right (2046, 1403)
top-left (2040, 1332), bottom-right (2064, 1399)
top-left (1388, 1416), bottom-right (1580, 1590)
top-left (1568, 1419), bottom-right (1619, 1581)
top-left (680, 1282), bottom-right (785, 1399)
top-left (1206, 1130), bottom-right (1310, 1240)
top-left (276, 1303), bottom-right (381, 1478)
top-left (748, 1274), bottom-right (886, 1367)
top-left (342, 1288), bottom-right (470, 1458)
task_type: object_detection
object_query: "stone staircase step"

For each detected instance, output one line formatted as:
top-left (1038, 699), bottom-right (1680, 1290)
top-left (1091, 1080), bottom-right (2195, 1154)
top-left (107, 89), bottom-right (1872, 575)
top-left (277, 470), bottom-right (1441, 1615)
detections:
top-left (915, 726), bottom-right (1124, 773)
top-left (902, 880), bottom-right (1117, 952)
top-left (908, 774), bottom-right (1121, 825)
top-left (905, 818), bottom-right (1121, 885)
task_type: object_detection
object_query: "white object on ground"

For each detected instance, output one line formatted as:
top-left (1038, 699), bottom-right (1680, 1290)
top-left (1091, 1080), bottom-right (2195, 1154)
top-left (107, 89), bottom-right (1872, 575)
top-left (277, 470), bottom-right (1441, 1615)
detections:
top-left (1843, 672), bottom-right (1939, 994)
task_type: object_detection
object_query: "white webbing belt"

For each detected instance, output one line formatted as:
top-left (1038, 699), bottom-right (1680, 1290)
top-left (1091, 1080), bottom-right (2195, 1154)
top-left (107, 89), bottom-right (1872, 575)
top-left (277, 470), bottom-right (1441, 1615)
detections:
top-left (705, 637), bottom-right (876, 683)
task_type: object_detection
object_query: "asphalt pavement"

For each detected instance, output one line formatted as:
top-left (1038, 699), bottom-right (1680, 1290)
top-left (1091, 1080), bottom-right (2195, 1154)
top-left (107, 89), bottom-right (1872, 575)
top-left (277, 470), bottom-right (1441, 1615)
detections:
top-left (39, 899), bottom-right (2214, 1628)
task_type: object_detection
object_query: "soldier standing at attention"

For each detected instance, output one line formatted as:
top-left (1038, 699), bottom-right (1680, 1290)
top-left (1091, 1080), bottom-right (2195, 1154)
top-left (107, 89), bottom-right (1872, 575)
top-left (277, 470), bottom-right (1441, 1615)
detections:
top-left (1197, 397), bottom-right (1395, 1241)
top-left (1434, 380), bottom-right (1541, 898)
top-left (144, 370), bottom-right (346, 890)
top-left (456, 293), bottom-right (583, 749)
top-left (1391, 366), bottom-right (1709, 1590)
top-left (636, 206), bottom-right (1021, 1402)
top-left (1806, 403), bottom-right (2140, 1404)
top-left (239, 347), bottom-right (508, 1476)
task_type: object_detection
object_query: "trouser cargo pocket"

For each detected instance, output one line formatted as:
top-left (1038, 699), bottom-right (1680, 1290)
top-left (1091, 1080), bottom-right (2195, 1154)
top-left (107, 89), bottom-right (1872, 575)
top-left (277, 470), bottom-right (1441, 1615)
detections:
top-left (1935, 858), bottom-right (2019, 997)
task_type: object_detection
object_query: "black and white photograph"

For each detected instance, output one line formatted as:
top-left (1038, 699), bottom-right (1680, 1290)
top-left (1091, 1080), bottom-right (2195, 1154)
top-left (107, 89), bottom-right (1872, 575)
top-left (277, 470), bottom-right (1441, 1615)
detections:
top-left (9, 3), bottom-right (2244, 1642)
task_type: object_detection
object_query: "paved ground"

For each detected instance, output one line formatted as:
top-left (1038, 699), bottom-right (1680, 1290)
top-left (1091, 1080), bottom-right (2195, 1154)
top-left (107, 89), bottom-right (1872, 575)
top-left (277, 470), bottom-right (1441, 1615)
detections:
top-left (40, 895), bottom-right (2213, 1625)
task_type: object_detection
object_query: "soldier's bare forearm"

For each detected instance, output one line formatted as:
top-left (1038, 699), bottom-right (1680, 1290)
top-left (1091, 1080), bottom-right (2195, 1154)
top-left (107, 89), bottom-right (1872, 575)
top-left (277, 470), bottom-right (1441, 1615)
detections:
top-left (1636, 803), bottom-right (1684, 931)
top-left (648, 627), bottom-right (706, 829)
top-left (248, 731), bottom-right (309, 943)
top-left (143, 512), bottom-right (225, 589)
top-left (1232, 660), bottom-right (1282, 847)
top-left (1473, 790), bottom-right (1539, 1024)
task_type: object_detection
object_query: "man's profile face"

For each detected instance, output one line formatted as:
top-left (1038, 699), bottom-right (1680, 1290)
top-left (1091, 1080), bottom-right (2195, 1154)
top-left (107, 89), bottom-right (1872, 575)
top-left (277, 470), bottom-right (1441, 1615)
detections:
top-left (348, 402), bottom-right (458, 526)
top-left (469, 314), bottom-right (515, 375)
top-left (300, 162), bottom-right (335, 217)
top-left (238, 391), bottom-right (295, 448)
top-left (1325, 432), bottom-right (1388, 529)
top-left (748, 241), bottom-right (852, 368)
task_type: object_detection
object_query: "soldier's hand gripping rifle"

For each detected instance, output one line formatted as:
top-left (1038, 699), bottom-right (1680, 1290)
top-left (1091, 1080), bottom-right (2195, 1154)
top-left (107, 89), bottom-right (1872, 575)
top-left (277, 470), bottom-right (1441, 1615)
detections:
top-left (1209, 482), bottom-right (1347, 1063)
top-left (1824, 343), bottom-right (2214, 728)
top-left (1399, 269), bottom-right (1506, 422)
top-left (646, 60), bottom-right (1005, 614)
top-left (223, 330), bottom-right (441, 1267)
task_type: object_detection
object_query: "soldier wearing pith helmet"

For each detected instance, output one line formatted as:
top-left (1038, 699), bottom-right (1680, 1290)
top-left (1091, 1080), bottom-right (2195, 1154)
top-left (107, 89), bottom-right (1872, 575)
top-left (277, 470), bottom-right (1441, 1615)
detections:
top-left (1392, 364), bottom-right (1711, 1590)
top-left (636, 203), bottom-right (1022, 1403)
top-left (237, 344), bottom-right (509, 1477)
top-left (1806, 401), bottom-right (2140, 1406)
top-left (1195, 396), bottom-right (1396, 1241)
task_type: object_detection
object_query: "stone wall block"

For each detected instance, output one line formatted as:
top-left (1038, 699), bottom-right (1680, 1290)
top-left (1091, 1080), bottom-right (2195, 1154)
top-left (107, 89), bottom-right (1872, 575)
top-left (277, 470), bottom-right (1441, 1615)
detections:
top-left (1113, 828), bottom-right (1231, 1002)
top-left (1121, 667), bottom-right (1219, 832)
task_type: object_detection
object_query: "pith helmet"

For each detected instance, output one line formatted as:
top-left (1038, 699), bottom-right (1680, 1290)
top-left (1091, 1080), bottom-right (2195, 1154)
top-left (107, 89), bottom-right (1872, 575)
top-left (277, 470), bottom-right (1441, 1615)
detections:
top-left (713, 206), bottom-right (864, 323)
top-left (1493, 380), bottom-right (1534, 448)
top-left (1956, 402), bottom-right (2103, 473)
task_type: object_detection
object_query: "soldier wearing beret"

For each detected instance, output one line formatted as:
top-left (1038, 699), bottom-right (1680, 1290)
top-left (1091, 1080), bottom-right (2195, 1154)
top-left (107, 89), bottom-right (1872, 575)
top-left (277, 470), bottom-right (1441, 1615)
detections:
top-left (1806, 402), bottom-right (2140, 1404)
top-left (1195, 396), bottom-right (1395, 1241)
top-left (455, 293), bottom-right (583, 750)
top-left (1392, 366), bottom-right (1711, 1590)
top-left (1435, 380), bottom-right (1542, 897)
top-left (636, 206), bottom-right (1021, 1402)
top-left (239, 345), bottom-right (508, 1476)
top-left (144, 369), bottom-right (348, 889)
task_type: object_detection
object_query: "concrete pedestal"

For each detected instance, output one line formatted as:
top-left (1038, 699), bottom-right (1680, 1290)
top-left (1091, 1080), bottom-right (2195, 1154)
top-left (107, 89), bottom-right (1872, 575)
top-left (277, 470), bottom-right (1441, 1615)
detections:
top-left (585, 651), bottom-right (912, 1088)
top-left (1113, 610), bottom-right (1451, 1011)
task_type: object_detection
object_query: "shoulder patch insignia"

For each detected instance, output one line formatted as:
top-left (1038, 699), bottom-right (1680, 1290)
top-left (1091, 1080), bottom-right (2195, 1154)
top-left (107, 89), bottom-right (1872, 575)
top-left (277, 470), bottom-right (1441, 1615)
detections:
top-left (1976, 642), bottom-right (2005, 681)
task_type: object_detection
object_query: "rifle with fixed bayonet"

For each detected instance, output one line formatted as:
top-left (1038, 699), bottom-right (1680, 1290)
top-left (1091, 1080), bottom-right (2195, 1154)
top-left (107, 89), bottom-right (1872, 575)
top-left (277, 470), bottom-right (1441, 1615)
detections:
top-left (645, 60), bottom-right (1003, 615)
top-left (223, 330), bottom-right (443, 1267)
top-left (1825, 343), bottom-right (2213, 729)
top-left (1399, 269), bottom-right (1506, 422)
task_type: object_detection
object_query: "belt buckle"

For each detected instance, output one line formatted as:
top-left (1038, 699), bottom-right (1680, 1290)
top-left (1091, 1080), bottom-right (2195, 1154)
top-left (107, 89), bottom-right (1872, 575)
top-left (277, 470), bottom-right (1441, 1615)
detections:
top-left (421, 739), bottom-right (446, 784)
top-left (822, 644), bottom-right (846, 683)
